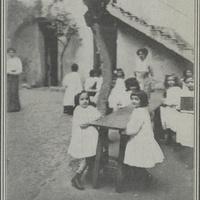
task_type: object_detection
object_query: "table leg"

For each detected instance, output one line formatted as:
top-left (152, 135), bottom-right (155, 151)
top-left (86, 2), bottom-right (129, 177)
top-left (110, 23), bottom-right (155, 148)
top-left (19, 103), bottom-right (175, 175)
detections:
top-left (102, 128), bottom-right (109, 166)
top-left (92, 127), bottom-right (104, 188)
top-left (116, 130), bottom-right (128, 193)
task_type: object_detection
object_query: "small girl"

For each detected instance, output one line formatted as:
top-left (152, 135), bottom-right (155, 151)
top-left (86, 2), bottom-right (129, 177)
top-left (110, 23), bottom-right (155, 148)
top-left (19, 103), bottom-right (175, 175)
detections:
top-left (68, 90), bottom-right (101, 190)
top-left (122, 90), bottom-right (164, 186)
top-left (160, 74), bottom-right (182, 144)
top-left (121, 77), bottom-right (141, 107)
top-left (89, 69), bottom-right (103, 105)
top-left (180, 69), bottom-right (193, 91)
top-left (108, 68), bottom-right (127, 111)
top-left (84, 69), bottom-right (97, 94)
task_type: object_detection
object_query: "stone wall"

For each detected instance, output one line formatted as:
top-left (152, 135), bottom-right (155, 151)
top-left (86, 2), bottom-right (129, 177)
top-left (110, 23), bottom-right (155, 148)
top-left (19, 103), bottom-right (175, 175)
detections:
top-left (14, 22), bottom-right (46, 86)
top-left (7, 0), bottom-right (46, 86)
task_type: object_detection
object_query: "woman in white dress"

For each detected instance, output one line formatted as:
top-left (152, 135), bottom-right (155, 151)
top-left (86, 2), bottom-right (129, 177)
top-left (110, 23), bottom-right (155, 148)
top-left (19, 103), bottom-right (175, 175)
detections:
top-left (68, 91), bottom-right (101, 190)
top-left (62, 63), bottom-right (83, 115)
top-left (122, 90), bottom-right (164, 186)
top-left (134, 48), bottom-right (154, 99)
top-left (7, 47), bottom-right (23, 112)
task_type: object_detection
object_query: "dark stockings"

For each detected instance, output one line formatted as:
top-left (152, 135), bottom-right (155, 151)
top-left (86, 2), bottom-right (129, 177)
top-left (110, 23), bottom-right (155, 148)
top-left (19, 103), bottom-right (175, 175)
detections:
top-left (71, 156), bottom-right (95, 190)
top-left (133, 167), bottom-right (153, 187)
top-left (165, 129), bottom-right (175, 145)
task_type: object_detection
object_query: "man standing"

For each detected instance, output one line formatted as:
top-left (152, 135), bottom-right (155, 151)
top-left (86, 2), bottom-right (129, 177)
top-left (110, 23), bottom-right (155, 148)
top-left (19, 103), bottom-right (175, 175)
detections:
top-left (7, 47), bottom-right (22, 112)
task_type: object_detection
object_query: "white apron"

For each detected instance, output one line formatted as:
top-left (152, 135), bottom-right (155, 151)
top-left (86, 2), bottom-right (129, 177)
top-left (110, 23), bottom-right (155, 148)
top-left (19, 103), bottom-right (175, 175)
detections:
top-left (62, 72), bottom-right (83, 106)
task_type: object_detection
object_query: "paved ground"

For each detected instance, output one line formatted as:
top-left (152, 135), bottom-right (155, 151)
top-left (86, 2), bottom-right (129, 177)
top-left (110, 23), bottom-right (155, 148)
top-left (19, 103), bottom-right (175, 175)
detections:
top-left (6, 88), bottom-right (194, 200)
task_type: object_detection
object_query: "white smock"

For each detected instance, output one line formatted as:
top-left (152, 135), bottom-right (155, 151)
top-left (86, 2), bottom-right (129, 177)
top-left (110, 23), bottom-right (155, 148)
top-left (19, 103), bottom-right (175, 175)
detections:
top-left (68, 105), bottom-right (101, 158)
top-left (84, 77), bottom-right (97, 91)
top-left (7, 56), bottom-right (22, 75)
top-left (124, 107), bottom-right (164, 168)
top-left (135, 57), bottom-right (153, 98)
top-left (176, 89), bottom-right (194, 148)
top-left (62, 72), bottom-right (83, 106)
top-left (108, 78), bottom-right (128, 110)
top-left (160, 86), bottom-right (182, 132)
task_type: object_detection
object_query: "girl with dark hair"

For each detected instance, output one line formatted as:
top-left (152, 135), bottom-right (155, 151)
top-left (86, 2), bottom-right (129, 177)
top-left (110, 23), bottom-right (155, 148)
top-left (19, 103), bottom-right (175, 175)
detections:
top-left (92, 69), bottom-right (103, 104)
top-left (68, 90), bottom-right (101, 190)
top-left (160, 74), bottom-right (182, 144)
top-left (84, 69), bottom-right (97, 96)
top-left (108, 68), bottom-right (126, 111)
top-left (123, 77), bottom-right (140, 107)
top-left (180, 69), bottom-right (193, 90)
top-left (122, 90), bottom-right (164, 187)
top-left (175, 76), bottom-right (194, 169)
top-left (84, 69), bottom-right (103, 105)
top-left (176, 76), bottom-right (194, 146)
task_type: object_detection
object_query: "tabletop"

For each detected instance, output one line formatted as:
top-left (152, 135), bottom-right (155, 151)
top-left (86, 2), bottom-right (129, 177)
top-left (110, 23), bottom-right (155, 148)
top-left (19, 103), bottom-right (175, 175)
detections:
top-left (90, 90), bottom-right (163, 130)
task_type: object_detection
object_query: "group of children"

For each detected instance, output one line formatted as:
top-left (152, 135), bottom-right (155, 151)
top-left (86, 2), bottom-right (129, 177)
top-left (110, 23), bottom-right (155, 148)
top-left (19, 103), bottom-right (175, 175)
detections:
top-left (62, 64), bottom-right (103, 115)
top-left (65, 62), bottom-right (194, 191)
top-left (160, 70), bottom-right (194, 169)
top-left (108, 68), bottom-right (142, 111)
top-left (67, 75), bottom-right (164, 191)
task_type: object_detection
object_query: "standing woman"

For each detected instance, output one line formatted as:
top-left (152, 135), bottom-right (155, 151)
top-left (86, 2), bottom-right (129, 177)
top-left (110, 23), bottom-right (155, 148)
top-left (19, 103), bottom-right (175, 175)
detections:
top-left (62, 63), bottom-right (83, 115)
top-left (134, 48), bottom-right (154, 99)
top-left (7, 47), bottom-right (22, 112)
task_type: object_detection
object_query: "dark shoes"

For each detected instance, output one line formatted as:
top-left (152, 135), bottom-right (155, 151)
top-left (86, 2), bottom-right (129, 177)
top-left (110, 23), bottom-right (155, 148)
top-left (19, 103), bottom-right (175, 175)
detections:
top-left (71, 175), bottom-right (85, 190)
top-left (144, 173), bottom-right (153, 188)
top-left (173, 143), bottom-right (185, 152)
top-left (139, 168), bottom-right (153, 188)
top-left (63, 106), bottom-right (74, 115)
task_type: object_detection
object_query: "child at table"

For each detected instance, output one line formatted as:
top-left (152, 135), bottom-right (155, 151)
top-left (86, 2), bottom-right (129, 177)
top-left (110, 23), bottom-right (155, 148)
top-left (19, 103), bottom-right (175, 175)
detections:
top-left (123, 90), bottom-right (164, 186)
top-left (180, 69), bottom-right (193, 91)
top-left (175, 76), bottom-right (194, 169)
top-left (160, 74), bottom-right (182, 144)
top-left (124, 77), bottom-right (141, 104)
top-left (68, 90), bottom-right (101, 190)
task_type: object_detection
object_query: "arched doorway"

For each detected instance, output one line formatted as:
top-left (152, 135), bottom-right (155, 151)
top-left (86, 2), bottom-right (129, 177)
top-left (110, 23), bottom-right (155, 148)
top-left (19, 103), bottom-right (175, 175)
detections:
top-left (12, 18), bottom-right (58, 87)
top-left (38, 18), bottom-right (58, 86)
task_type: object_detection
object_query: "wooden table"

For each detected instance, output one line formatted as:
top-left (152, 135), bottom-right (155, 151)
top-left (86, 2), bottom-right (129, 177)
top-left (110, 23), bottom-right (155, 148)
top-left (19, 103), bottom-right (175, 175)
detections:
top-left (90, 93), bottom-right (163, 192)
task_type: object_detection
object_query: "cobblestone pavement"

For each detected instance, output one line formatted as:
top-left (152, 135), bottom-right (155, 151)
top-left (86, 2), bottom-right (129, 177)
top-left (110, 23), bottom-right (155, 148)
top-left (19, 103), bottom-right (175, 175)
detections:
top-left (6, 88), bottom-right (195, 200)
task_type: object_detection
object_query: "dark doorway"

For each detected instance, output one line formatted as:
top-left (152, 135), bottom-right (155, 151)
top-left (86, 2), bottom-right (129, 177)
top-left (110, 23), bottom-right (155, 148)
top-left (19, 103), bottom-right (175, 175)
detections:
top-left (39, 19), bottom-right (58, 86)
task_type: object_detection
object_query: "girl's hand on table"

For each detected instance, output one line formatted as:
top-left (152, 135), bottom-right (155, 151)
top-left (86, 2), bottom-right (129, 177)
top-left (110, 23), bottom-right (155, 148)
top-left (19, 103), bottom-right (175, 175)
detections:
top-left (122, 130), bottom-right (132, 136)
top-left (80, 123), bottom-right (89, 129)
top-left (121, 131), bottom-right (126, 135)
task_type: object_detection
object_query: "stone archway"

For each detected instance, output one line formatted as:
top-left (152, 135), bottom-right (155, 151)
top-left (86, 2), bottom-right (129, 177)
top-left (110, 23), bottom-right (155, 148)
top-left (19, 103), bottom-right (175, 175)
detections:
top-left (12, 18), bottom-right (58, 87)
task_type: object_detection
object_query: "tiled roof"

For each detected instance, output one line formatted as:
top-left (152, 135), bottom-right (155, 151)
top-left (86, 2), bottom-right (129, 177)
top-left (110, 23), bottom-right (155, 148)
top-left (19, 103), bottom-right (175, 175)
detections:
top-left (107, 2), bottom-right (194, 63)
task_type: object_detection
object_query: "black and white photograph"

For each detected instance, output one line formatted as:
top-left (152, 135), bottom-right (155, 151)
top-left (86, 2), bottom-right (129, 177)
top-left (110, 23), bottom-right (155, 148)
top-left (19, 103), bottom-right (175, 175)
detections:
top-left (1, 0), bottom-right (199, 200)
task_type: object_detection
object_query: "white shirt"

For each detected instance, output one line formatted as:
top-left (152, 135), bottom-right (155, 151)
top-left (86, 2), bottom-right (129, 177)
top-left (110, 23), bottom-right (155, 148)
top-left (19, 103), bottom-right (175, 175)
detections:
top-left (84, 77), bottom-right (97, 91)
top-left (7, 56), bottom-right (22, 75)
top-left (96, 77), bottom-right (103, 91)
top-left (62, 72), bottom-right (83, 106)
